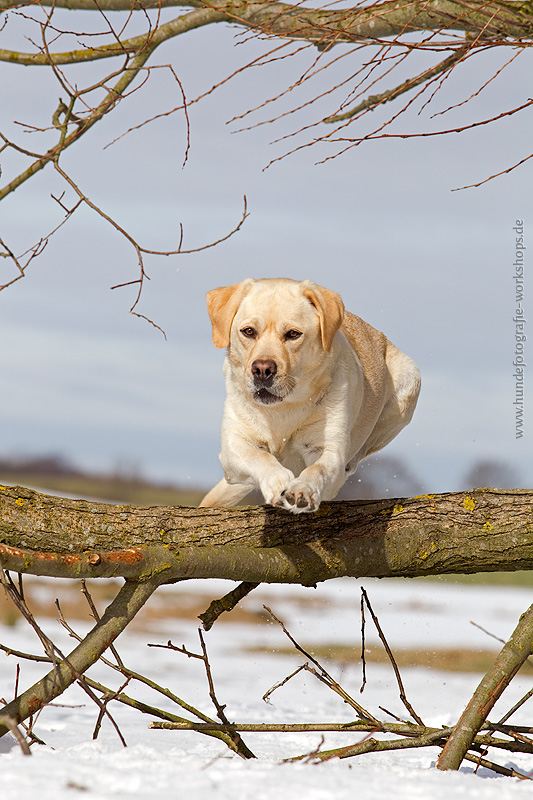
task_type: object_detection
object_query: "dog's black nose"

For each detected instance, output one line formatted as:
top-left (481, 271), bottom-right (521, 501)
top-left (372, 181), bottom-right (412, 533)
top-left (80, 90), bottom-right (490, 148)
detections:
top-left (251, 359), bottom-right (277, 381)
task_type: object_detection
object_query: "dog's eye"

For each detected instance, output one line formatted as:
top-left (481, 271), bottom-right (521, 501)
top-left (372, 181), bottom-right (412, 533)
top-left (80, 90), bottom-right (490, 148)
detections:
top-left (285, 329), bottom-right (302, 340)
top-left (240, 327), bottom-right (256, 338)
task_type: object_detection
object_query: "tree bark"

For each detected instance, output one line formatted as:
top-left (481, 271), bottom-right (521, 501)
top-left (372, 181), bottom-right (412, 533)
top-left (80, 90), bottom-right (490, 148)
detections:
top-left (1, 485), bottom-right (532, 583)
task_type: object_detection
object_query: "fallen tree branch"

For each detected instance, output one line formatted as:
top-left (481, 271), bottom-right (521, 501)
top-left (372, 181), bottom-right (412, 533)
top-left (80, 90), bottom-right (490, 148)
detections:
top-left (2, 639), bottom-right (249, 752)
top-left (263, 604), bottom-right (380, 724)
top-left (437, 602), bottom-right (533, 771)
top-left (1, 485), bottom-right (533, 583)
top-left (147, 719), bottom-right (533, 750)
top-left (2, 484), bottom-right (533, 778)
top-left (0, 576), bottom-right (162, 739)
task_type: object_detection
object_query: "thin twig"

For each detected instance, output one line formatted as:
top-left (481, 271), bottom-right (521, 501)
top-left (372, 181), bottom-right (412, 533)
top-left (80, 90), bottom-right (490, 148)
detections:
top-left (360, 588), bottom-right (424, 726)
top-left (323, 46), bottom-right (470, 123)
top-left (92, 677), bottom-right (131, 743)
top-left (262, 664), bottom-right (308, 704)
top-left (0, 578), bottom-right (161, 742)
top-left (0, 716), bottom-right (32, 756)
top-left (52, 597), bottom-right (128, 746)
top-left (263, 604), bottom-right (380, 726)
top-left (360, 589), bottom-right (367, 693)
top-left (0, 570), bottom-right (60, 675)
top-left (198, 629), bottom-right (256, 760)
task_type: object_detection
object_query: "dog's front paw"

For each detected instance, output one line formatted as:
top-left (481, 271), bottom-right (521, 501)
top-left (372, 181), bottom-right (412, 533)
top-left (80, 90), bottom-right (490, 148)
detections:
top-left (273, 479), bottom-right (320, 514)
top-left (260, 469), bottom-right (295, 508)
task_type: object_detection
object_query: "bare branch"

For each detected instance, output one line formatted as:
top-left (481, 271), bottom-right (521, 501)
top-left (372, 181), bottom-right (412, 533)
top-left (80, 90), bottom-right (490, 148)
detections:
top-left (262, 664), bottom-right (308, 703)
top-left (462, 752), bottom-right (532, 780)
top-left (198, 628), bottom-right (256, 758)
top-left (323, 45), bottom-right (470, 123)
top-left (0, 6), bottom-right (226, 65)
top-left (0, 577), bottom-right (161, 740)
top-left (199, 580), bottom-right (259, 630)
top-left (437, 602), bottom-right (533, 771)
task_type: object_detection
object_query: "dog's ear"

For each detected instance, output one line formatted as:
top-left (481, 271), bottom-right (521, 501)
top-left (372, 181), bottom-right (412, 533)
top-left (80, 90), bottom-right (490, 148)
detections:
top-left (302, 281), bottom-right (345, 352)
top-left (206, 280), bottom-right (254, 348)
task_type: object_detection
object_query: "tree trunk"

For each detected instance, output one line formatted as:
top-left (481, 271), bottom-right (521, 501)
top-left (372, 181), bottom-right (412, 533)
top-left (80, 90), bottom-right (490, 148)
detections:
top-left (1, 485), bottom-right (532, 583)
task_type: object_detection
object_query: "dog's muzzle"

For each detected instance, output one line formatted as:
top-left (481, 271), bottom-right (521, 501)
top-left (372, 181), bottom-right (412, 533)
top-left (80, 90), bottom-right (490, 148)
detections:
top-left (251, 359), bottom-right (283, 405)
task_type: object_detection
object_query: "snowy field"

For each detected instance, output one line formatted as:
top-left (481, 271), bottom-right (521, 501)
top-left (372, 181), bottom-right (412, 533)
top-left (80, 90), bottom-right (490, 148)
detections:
top-left (1, 576), bottom-right (533, 799)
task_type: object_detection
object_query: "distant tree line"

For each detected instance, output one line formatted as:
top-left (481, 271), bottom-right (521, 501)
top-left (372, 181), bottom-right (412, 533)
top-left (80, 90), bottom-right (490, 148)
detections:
top-left (0, 453), bottom-right (524, 500)
top-left (0, 454), bottom-right (80, 477)
top-left (339, 456), bottom-right (523, 500)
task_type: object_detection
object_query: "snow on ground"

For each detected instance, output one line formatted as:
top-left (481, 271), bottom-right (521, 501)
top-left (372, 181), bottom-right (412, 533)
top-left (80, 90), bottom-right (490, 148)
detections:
top-left (1, 576), bottom-right (533, 799)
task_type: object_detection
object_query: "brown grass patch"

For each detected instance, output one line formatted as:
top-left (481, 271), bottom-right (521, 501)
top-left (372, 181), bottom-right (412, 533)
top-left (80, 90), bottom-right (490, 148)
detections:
top-left (245, 642), bottom-right (531, 674)
top-left (2, 580), bottom-right (528, 675)
top-left (0, 473), bottom-right (204, 507)
top-left (0, 578), bottom-right (268, 632)
top-left (286, 643), bottom-right (502, 673)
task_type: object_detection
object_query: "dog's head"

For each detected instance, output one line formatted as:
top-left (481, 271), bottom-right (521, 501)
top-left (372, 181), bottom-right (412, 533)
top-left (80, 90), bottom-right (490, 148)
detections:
top-left (206, 278), bottom-right (344, 405)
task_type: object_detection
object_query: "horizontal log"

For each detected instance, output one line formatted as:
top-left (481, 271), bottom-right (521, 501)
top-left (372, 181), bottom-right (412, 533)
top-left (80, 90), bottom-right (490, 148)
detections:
top-left (0, 485), bottom-right (532, 583)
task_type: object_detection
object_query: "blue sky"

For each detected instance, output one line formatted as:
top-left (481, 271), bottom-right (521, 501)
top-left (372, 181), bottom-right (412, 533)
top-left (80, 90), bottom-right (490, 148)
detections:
top-left (0, 14), bottom-right (531, 493)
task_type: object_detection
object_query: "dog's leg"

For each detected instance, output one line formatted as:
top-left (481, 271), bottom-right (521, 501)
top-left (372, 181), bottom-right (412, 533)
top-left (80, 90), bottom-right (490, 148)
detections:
top-left (199, 478), bottom-right (251, 508)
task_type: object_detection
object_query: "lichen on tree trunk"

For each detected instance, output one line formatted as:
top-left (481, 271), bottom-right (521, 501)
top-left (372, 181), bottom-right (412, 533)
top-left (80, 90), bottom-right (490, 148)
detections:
top-left (1, 485), bottom-right (532, 583)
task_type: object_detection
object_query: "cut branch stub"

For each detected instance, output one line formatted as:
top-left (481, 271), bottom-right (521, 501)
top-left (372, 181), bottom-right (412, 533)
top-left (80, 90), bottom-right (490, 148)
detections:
top-left (1, 485), bottom-right (533, 583)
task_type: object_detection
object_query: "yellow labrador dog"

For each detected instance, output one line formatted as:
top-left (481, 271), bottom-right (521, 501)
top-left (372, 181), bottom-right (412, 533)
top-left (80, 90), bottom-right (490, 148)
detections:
top-left (200, 278), bottom-right (420, 514)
